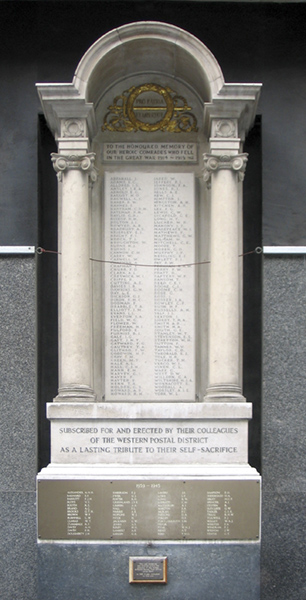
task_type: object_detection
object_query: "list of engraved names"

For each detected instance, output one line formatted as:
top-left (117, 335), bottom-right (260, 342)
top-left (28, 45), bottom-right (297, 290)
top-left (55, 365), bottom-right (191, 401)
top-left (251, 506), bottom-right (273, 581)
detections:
top-left (104, 172), bottom-right (195, 400)
top-left (38, 479), bottom-right (260, 541)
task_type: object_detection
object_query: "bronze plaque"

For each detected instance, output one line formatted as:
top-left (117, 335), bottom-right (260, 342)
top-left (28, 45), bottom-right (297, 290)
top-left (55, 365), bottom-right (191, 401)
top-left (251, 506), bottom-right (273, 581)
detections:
top-left (37, 478), bottom-right (260, 541)
top-left (129, 557), bottom-right (167, 584)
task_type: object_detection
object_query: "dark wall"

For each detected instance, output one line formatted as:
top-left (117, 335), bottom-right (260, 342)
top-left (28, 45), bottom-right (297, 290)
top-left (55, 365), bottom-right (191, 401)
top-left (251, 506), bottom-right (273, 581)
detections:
top-left (0, 1), bottom-right (305, 245)
top-left (243, 117), bottom-right (262, 471)
top-left (37, 115), bottom-right (58, 469)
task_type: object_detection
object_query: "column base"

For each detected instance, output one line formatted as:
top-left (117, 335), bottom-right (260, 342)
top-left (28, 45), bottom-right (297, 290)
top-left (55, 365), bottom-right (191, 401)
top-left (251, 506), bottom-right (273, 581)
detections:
top-left (54, 385), bottom-right (96, 402)
top-left (204, 384), bottom-right (246, 403)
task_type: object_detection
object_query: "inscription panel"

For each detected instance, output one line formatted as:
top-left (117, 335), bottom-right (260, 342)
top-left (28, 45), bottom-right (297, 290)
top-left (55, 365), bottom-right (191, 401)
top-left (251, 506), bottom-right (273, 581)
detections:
top-left (102, 143), bottom-right (197, 163)
top-left (50, 419), bottom-right (248, 464)
top-left (104, 172), bottom-right (195, 401)
top-left (37, 479), bottom-right (260, 541)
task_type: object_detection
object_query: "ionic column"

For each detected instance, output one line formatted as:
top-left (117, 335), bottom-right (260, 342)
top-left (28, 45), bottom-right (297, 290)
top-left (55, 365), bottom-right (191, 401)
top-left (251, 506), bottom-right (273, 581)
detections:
top-left (204, 150), bottom-right (248, 402)
top-left (52, 151), bottom-right (97, 401)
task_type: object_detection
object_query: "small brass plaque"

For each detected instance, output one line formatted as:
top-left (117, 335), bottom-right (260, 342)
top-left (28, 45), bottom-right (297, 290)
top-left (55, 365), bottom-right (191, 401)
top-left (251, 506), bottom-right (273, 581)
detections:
top-left (129, 557), bottom-right (167, 584)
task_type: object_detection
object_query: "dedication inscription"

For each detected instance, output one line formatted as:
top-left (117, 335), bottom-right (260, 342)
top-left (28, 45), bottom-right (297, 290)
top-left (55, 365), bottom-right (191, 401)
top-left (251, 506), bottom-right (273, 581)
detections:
top-left (104, 172), bottom-right (195, 401)
top-left (102, 142), bottom-right (197, 163)
top-left (51, 419), bottom-right (247, 464)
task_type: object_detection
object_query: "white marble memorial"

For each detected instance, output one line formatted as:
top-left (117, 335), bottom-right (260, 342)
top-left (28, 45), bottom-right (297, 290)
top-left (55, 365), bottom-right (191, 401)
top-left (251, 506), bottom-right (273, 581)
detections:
top-left (36, 21), bottom-right (262, 554)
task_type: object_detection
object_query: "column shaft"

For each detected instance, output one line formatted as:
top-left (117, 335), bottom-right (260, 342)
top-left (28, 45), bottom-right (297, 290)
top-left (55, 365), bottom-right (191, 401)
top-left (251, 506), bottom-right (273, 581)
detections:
top-left (204, 153), bottom-right (247, 402)
top-left (53, 153), bottom-right (96, 401)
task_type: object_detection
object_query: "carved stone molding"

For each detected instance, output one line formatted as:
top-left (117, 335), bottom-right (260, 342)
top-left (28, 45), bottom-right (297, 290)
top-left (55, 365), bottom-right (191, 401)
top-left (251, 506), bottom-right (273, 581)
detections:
top-left (203, 153), bottom-right (248, 187)
top-left (51, 152), bottom-right (97, 182)
top-left (62, 119), bottom-right (85, 138)
top-left (212, 119), bottom-right (237, 138)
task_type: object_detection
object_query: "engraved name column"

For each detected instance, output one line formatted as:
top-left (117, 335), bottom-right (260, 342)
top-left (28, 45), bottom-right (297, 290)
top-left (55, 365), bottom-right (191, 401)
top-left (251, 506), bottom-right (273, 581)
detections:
top-left (52, 119), bottom-right (97, 401)
top-left (204, 119), bottom-right (247, 402)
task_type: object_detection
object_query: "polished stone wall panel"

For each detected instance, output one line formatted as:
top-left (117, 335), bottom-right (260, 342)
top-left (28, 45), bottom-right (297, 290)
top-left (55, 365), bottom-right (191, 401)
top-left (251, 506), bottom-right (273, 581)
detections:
top-left (0, 257), bottom-right (37, 599)
top-left (0, 257), bottom-right (36, 490)
top-left (38, 543), bottom-right (260, 600)
top-left (261, 491), bottom-right (306, 600)
top-left (262, 256), bottom-right (306, 600)
top-left (0, 492), bottom-right (37, 600)
top-left (262, 257), bottom-right (306, 491)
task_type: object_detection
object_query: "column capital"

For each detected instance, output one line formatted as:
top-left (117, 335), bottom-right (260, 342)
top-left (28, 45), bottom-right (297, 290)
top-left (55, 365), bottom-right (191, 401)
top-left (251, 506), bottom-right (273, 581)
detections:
top-left (51, 152), bottom-right (98, 183)
top-left (203, 153), bottom-right (248, 187)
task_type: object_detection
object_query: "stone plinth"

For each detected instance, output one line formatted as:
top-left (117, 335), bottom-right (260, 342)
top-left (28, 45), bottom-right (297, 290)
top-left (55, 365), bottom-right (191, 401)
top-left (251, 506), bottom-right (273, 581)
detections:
top-left (47, 401), bottom-right (252, 465)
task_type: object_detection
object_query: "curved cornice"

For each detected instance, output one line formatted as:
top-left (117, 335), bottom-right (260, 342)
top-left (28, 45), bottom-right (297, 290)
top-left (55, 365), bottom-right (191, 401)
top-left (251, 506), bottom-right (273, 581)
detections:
top-left (36, 21), bottom-right (261, 141)
top-left (73, 22), bottom-right (225, 104)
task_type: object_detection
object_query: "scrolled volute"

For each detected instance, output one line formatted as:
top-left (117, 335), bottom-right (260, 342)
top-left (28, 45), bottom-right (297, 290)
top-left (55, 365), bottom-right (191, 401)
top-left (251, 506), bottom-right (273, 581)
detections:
top-left (203, 153), bottom-right (248, 187)
top-left (51, 153), bottom-right (97, 182)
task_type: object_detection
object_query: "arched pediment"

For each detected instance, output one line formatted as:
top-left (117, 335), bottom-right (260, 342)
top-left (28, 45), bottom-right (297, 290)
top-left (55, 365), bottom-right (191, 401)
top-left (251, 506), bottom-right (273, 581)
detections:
top-left (73, 22), bottom-right (224, 106)
top-left (37, 21), bottom-right (261, 142)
